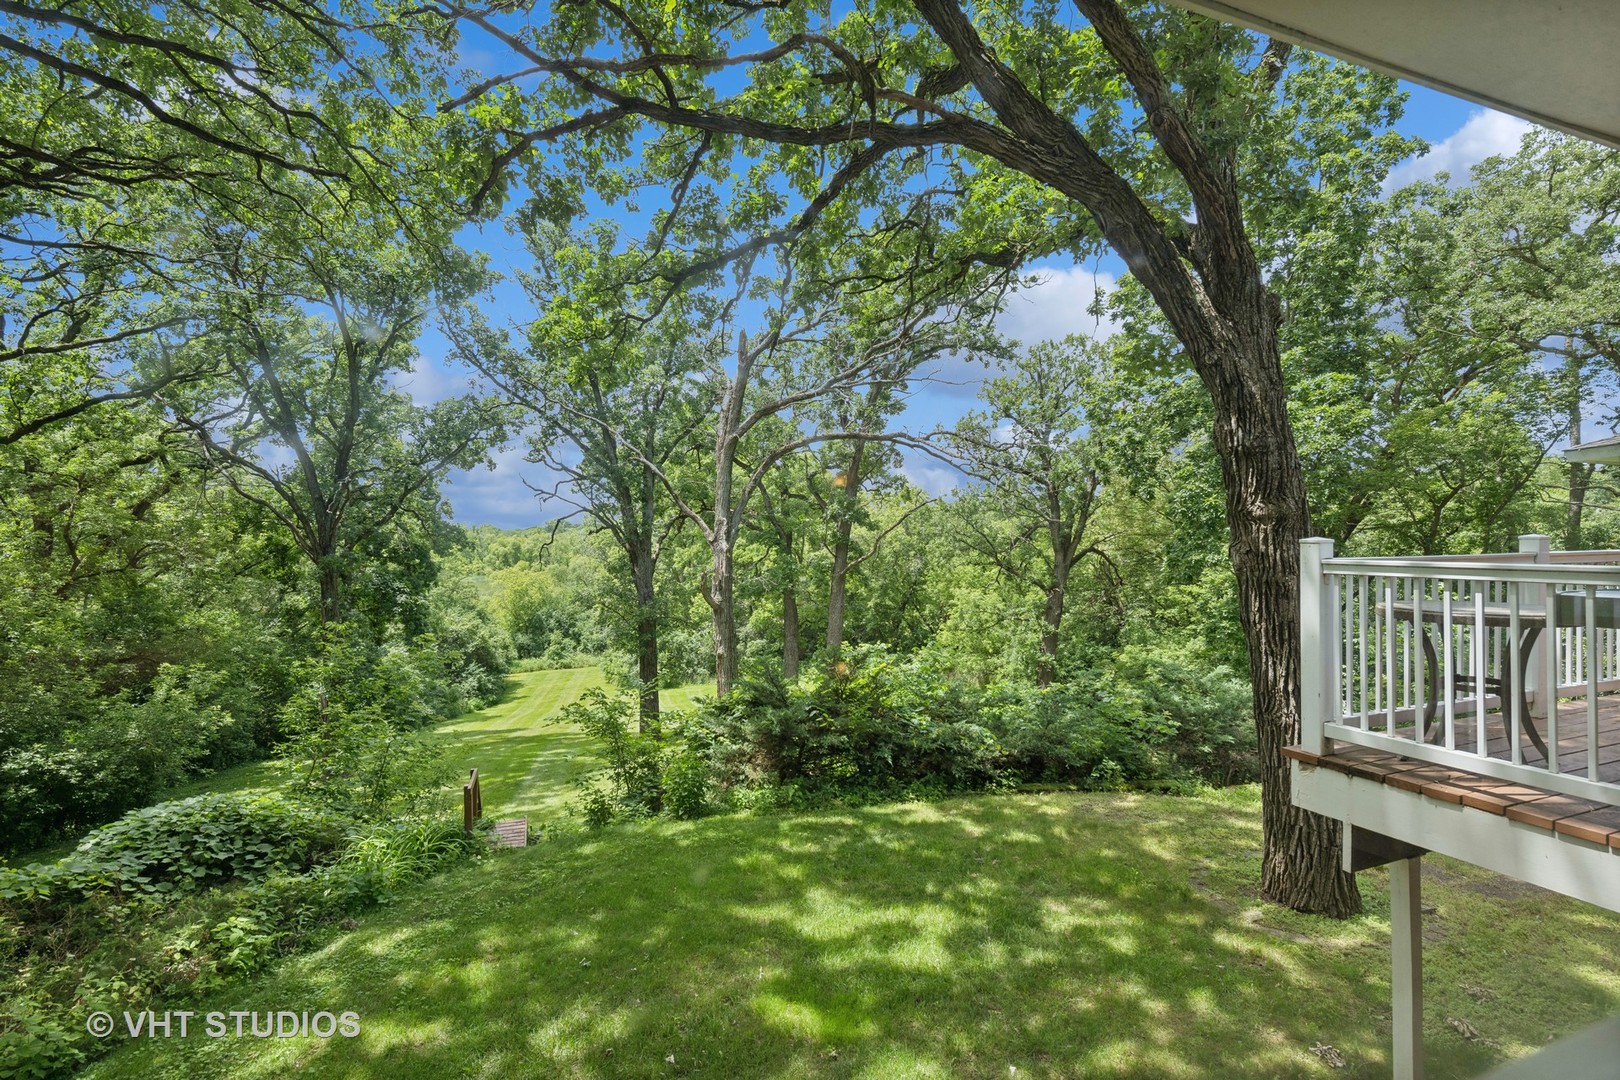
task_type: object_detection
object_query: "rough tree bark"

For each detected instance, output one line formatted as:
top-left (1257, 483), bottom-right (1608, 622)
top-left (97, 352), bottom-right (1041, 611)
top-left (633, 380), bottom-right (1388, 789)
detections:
top-left (824, 439), bottom-right (866, 659)
top-left (915, 0), bottom-right (1359, 914)
top-left (783, 585), bottom-right (801, 680)
top-left (628, 530), bottom-right (661, 734)
top-left (1036, 541), bottom-right (1071, 689)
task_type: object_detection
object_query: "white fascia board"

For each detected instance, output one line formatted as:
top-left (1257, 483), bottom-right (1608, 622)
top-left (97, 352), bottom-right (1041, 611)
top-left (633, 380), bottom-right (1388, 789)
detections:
top-left (1292, 762), bottom-right (1620, 913)
top-left (1565, 435), bottom-right (1620, 465)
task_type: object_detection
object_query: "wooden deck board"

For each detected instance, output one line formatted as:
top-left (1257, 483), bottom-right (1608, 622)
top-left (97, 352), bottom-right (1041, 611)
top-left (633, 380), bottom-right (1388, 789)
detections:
top-left (1299, 694), bottom-right (1620, 846)
top-left (1339, 694), bottom-right (1620, 784)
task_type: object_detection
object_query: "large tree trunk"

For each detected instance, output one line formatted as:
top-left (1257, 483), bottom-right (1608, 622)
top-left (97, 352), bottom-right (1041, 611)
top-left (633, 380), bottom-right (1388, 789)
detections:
top-left (783, 585), bottom-right (801, 681)
top-left (317, 558), bottom-right (342, 626)
top-left (1206, 317), bottom-right (1361, 917)
top-left (708, 538), bottom-right (738, 697)
top-left (630, 537), bottom-right (662, 735)
top-left (1036, 544), bottom-right (1071, 688)
top-left (824, 440), bottom-right (866, 658)
top-left (918, 0), bottom-right (1360, 914)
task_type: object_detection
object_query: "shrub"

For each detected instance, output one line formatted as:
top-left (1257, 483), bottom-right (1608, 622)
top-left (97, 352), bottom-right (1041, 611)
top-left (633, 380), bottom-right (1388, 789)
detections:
top-left (0, 795), bottom-right (344, 915)
top-left (0, 665), bottom-right (239, 855)
top-left (1, 802), bottom-right (481, 1080)
top-left (686, 648), bottom-right (1005, 802)
top-left (1114, 644), bottom-right (1257, 785)
top-left (0, 1001), bottom-right (83, 1080)
top-left (558, 689), bottom-right (663, 822)
top-left (275, 631), bottom-right (451, 816)
top-left (199, 817), bottom-right (480, 980)
top-left (428, 612), bottom-right (515, 710)
top-left (977, 676), bottom-right (1171, 787)
top-left (979, 644), bottom-right (1255, 789)
top-left (339, 817), bottom-right (481, 888)
top-left (661, 746), bottom-right (711, 820)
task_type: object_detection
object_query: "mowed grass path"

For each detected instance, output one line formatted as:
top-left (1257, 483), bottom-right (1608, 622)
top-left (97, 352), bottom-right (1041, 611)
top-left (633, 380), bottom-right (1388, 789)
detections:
top-left (439, 667), bottom-right (606, 822)
top-left (439, 669), bottom-right (712, 823)
top-left (84, 783), bottom-right (1620, 1080)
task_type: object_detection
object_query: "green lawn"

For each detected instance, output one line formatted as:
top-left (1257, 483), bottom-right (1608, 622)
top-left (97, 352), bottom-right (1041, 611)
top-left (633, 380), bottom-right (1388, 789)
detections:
top-left (437, 667), bottom-right (607, 823)
top-left (82, 780), bottom-right (1620, 1079)
top-left (661, 680), bottom-right (714, 715)
top-left (436, 669), bottom-right (711, 823)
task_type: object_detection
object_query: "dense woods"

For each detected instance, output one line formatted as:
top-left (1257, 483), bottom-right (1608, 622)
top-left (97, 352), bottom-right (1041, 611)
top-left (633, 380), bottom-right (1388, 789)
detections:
top-left (4, 9), bottom-right (1620, 1068)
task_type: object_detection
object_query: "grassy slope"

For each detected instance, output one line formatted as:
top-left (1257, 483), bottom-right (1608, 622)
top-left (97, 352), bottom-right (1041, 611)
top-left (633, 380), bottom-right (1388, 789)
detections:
top-left (442, 669), bottom-right (712, 823)
top-left (438, 667), bottom-right (606, 823)
top-left (5, 667), bottom-right (620, 869)
top-left (661, 681), bottom-right (714, 715)
top-left (83, 781), bottom-right (1620, 1080)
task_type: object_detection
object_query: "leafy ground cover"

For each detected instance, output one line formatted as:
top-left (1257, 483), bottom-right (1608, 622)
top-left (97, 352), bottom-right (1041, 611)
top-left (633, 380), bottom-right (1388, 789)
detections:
top-left (82, 783), bottom-right (1620, 1079)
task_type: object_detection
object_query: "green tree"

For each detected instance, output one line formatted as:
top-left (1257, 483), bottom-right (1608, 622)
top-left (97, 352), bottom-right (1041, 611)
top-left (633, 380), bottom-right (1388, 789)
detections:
top-left (0, 0), bottom-right (463, 442)
top-left (157, 216), bottom-right (505, 626)
top-left (438, 0), bottom-right (1407, 913)
top-left (1386, 133), bottom-right (1620, 550)
top-left (447, 223), bottom-right (711, 728)
top-left (950, 339), bottom-right (1122, 686)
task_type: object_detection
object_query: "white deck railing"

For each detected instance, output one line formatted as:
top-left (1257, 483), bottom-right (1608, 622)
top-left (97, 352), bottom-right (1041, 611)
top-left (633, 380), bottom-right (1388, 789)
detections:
top-left (1300, 535), bottom-right (1620, 806)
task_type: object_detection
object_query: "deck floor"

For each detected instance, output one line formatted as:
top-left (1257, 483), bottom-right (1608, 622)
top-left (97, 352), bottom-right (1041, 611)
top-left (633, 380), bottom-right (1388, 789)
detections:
top-left (1353, 694), bottom-right (1620, 784)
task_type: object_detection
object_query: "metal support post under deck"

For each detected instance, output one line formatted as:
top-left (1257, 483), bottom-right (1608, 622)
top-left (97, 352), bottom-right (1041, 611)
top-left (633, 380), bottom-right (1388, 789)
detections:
top-left (1391, 856), bottom-right (1424, 1080)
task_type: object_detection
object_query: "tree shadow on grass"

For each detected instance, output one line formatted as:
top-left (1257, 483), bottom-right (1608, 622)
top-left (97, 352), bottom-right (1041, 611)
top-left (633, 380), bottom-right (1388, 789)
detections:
top-left (92, 793), bottom-right (1619, 1080)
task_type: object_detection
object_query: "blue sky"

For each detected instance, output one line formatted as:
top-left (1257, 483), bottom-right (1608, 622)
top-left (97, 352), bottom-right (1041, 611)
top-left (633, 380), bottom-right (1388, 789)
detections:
top-left (422, 78), bottom-right (1538, 528)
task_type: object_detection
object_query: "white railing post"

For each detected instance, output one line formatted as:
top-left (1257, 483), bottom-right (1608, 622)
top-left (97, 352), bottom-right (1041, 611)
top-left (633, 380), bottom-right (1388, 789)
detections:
top-left (1301, 537), bottom-right (1337, 755)
top-left (1520, 534), bottom-right (1551, 719)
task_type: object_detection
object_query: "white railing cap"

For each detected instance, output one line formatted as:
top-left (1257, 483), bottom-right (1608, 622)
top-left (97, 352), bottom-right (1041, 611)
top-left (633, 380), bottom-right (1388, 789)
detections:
top-left (1323, 557), bottom-right (1620, 587)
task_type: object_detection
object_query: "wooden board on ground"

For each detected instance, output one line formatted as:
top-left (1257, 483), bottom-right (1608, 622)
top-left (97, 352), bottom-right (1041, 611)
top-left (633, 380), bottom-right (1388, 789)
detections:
top-left (492, 818), bottom-right (528, 848)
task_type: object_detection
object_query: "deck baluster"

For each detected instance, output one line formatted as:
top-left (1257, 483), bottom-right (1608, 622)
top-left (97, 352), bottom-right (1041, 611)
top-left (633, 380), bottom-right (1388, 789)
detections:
top-left (1509, 582), bottom-right (1523, 766)
top-left (1587, 584), bottom-right (1600, 780)
top-left (1474, 584), bottom-right (1487, 757)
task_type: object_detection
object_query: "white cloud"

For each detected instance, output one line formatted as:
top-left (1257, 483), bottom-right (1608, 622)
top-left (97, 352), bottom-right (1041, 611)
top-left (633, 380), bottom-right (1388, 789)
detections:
top-left (915, 264), bottom-right (1120, 399)
top-left (996, 264), bottom-right (1119, 347)
top-left (899, 452), bottom-right (965, 497)
top-left (443, 443), bottom-right (562, 528)
top-left (1384, 109), bottom-right (1535, 191)
top-left (388, 353), bottom-right (476, 406)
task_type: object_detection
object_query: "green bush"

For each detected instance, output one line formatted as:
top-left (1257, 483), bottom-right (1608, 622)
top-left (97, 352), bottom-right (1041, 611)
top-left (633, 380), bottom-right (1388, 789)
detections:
top-left (0, 803), bottom-right (480, 1079)
top-left (0, 794), bottom-right (344, 914)
top-left (562, 643), bottom-right (1254, 820)
top-left (661, 746), bottom-right (712, 820)
top-left (979, 644), bottom-right (1255, 789)
top-left (0, 665), bottom-right (241, 855)
top-left (557, 689), bottom-right (663, 822)
top-left (0, 1001), bottom-right (83, 1080)
top-left (427, 611), bottom-right (515, 710)
top-left (977, 676), bottom-right (1171, 787)
top-left (275, 630), bottom-right (452, 816)
top-left (687, 647), bottom-right (1005, 802)
top-left (1115, 645), bottom-right (1257, 785)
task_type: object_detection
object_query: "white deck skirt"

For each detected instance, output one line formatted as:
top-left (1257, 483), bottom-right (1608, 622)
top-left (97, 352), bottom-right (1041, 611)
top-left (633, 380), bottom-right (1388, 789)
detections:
top-left (1291, 762), bottom-right (1620, 914)
top-left (1170, 1), bottom-right (1620, 150)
